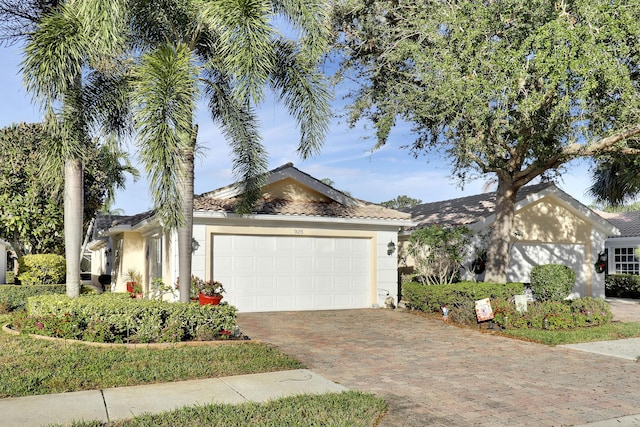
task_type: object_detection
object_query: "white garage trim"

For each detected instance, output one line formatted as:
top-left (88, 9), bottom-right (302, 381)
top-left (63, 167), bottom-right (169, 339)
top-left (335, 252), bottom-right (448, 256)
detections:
top-left (212, 234), bottom-right (372, 312)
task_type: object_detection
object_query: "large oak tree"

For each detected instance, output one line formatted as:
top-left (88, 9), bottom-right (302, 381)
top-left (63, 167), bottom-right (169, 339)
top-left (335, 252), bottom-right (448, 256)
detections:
top-left (332, 0), bottom-right (640, 282)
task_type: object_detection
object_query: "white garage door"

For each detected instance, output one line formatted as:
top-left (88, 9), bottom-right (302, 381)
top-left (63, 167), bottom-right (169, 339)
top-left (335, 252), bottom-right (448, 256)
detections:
top-left (507, 243), bottom-right (586, 295)
top-left (212, 235), bottom-right (371, 312)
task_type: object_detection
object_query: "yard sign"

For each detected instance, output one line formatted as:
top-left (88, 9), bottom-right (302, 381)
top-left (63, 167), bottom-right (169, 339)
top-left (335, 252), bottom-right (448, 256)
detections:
top-left (475, 298), bottom-right (494, 322)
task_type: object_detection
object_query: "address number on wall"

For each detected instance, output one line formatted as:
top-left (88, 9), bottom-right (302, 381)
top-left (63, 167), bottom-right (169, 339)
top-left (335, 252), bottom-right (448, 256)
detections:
top-left (293, 229), bottom-right (304, 235)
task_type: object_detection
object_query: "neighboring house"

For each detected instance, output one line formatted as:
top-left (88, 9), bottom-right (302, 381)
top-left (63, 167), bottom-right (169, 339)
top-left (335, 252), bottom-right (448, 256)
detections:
top-left (0, 239), bottom-right (8, 284)
top-left (400, 182), bottom-right (620, 298)
top-left (89, 163), bottom-right (413, 312)
top-left (595, 211), bottom-right (640, 276)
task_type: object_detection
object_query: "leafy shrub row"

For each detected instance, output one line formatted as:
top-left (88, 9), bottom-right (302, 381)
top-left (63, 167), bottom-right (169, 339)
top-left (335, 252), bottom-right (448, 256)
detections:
top-left (0, 284), bottom-right (67, 312)
top-left (402, 281), bottom-right (612, 330)
top-left (605, 274), bottom-right (640, 299)
top-left (16, 254), bottom-right (66, 286)
top-left (491, 297), bottom-right (612, 330)
top-left (402, 281), bottom-right (525, 313)
top-left (18, 294), bottom-right (237, 343)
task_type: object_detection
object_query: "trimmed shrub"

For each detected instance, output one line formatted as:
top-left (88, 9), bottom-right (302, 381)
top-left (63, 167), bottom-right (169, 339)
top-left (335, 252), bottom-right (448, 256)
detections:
top-left (403, 282), bottom-right (613, 330)
top-left (22, 293), bottom-right (237, 343)
top-left (0, 284), bottom-right (67, 312)
top-left (401, 281), bottom-right (525, 314)
top-left (605, 274), bottom-right (640, 298)
top-left (530, 264), bottom-right (575, 302)
top-left (16, 254), bottom-right (65, 286)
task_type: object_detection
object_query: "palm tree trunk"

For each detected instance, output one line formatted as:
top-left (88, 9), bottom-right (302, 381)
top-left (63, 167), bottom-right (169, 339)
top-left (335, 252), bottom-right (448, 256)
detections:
top-left (65, 156), bottom-right (83, 297)
top-left (177, 125), bottom-right (197, 303)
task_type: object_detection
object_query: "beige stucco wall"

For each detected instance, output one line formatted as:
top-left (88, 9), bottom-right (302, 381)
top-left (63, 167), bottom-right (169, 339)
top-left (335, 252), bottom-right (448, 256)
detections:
top-left (513, 199), bottom-right (591, 243)
top-left (401, 196), bottom-right (605, 297)
top-left (262, 178), bottom-right (331, 202)
top-left (113, 231), bottom-right (147, 293)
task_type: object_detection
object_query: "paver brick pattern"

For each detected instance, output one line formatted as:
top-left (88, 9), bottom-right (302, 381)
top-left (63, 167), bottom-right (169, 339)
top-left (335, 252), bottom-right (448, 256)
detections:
top-left (238, 309), bottom-right (640, 427)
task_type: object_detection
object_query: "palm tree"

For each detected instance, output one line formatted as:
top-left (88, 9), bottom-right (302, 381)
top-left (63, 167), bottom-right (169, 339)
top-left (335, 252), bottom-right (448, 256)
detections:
top-left (588, 154), bottom-right (640, 208)
top-left (19, 0), bottom-right (129, 297)
top-left (128, 0), bottom-right (331, 302)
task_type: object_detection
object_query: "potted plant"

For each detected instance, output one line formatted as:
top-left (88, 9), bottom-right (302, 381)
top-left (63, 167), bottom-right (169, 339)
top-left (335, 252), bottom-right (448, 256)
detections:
top-left (125, 269), bottom-right (143, 298)
top-left (198, 279), bottom-right (225, 305)
top-left (175, 275), bottom-right (203, 301)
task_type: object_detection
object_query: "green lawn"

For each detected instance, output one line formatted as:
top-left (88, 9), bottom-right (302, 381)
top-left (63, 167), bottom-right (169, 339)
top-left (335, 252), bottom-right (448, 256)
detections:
top-left (52, 392), bottom-right (387, 427)
top-left (0, 311), bottom-right (386, 426)
top-left (499, 321), bottom-right (640, 345)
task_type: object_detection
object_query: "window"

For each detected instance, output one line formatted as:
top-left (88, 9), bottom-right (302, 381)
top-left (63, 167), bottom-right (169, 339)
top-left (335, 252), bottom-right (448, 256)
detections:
top-left (148, 237), bottom-right (163, 280)
top-left (613, 247), bottom-right (640, 275)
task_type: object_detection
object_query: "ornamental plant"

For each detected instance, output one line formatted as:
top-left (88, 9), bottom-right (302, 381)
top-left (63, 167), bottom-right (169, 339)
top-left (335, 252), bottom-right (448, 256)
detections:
top-left (530, 264), bottom-right (575, 302)
top-left (16, 254), bottom-right (65, 286)
top-left (406, 225), bottom-right (473, 285)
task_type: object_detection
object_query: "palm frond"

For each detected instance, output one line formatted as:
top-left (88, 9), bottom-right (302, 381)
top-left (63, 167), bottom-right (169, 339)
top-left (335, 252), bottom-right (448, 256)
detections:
top-left (132, 41), bottom-right (199, 229)
top-left (205, 69), bottom-right (268, 213)
top-left (271, 37), bottom-right (330, 158)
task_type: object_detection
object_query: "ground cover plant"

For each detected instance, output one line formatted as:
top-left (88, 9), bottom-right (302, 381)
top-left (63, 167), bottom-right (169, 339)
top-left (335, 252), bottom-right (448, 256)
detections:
top-left (51, 391), bottom-right (386, 427)
top-left (500, 321), bottom-right (640, 346)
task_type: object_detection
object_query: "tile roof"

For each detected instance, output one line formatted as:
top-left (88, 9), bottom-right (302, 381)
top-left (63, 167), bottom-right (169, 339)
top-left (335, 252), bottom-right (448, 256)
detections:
top-left (94, 211), bottom-right (155, 236)
top-left (595, 211), bottom-right (640, 238)
top-left (193, 197), bottom-right (411, 221)
top-left (403, 182), bottom-right (557, 228)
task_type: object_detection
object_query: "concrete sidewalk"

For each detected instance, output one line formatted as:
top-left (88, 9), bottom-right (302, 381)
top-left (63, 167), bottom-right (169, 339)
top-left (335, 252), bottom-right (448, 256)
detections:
top-left (0, 369), bottom-right (347, 427)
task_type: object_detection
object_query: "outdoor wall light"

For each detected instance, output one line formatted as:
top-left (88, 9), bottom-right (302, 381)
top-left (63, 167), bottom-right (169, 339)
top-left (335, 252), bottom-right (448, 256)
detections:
top-left (387, 240), bottom-right (396, 255)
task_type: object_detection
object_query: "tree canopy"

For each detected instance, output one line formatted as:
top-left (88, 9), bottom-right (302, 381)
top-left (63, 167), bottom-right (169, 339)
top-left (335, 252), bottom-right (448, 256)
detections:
top-left (0, 123), bottom-right (137, 257)
top-left (332, 0), bottom-right (640, 282)
top-left (380, 195), bottom-right (422, 210)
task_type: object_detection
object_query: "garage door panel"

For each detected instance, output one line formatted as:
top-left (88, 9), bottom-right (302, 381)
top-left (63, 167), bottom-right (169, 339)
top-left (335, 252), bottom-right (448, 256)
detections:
top-left (213, 235), bottom-right (370, 312)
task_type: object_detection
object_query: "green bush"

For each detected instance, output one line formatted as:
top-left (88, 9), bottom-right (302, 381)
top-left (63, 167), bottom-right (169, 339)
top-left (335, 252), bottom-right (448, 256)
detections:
top-left (22, 293), bottom-right (237, 343)
top-left (530, 264), bottom-right (575, 302)
top-left (403, 281), bottom-right (613, 330)
top-left (16, 254), bottom-right (65, 286)
top-left (0, 284), bottom-right (67, 312)
top-left (401, 281), bottom-right (524, 313)
top-left (605, 274), bottom-right (640, 298)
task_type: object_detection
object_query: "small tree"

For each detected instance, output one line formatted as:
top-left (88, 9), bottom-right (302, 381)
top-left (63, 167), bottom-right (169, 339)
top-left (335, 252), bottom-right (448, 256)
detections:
top-left (407, 225), bottom-right (472, 285)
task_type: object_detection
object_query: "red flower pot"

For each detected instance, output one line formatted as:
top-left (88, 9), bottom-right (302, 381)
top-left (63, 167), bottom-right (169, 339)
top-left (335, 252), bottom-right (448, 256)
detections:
top-left (198, 293), bottom-right (223, 305)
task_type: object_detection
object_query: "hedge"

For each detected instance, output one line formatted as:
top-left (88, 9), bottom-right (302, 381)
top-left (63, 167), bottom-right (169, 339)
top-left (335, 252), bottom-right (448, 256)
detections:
top-left (22, 293), bottom-right (237, 343)
top-left (605, 274), bottom-right (640, 299)
top-left (401, 281), bottom-right (612, 330)
top-left (0, 284), bottom-right (67, 312)
top-left (401, 281), bottom-right (525, 313)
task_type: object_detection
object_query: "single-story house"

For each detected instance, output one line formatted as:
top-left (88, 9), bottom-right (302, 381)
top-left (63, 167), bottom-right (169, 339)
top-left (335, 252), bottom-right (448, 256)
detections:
top-left (400, 182), bottom-right (620, 298)
top-left (89, 163), bottom-right (413, 312)
top-left (595, 211), bottom-right (640, 276)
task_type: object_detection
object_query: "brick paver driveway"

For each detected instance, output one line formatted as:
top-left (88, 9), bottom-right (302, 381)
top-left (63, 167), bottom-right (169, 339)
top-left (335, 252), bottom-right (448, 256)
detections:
top-left (238, 309), bottom-right (640, 426)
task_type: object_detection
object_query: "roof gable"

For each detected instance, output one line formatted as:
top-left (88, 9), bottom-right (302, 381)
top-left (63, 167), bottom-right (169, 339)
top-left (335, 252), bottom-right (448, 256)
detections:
top-left (405, 182), bottom-right (618, 235)
top-left (194, 163), bottom-right (411, 221)
top-left (199, 163), bottom-right (362, 207)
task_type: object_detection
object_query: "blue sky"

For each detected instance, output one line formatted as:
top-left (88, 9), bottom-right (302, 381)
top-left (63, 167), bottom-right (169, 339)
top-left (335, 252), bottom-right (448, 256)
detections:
top-left (0, 44), bottom-right (596, 215)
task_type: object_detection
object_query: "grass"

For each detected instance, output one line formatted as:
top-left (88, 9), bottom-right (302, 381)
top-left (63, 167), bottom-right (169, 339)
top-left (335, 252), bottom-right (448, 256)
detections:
top-left (51, 392), bottom-right (387, 427)
top-left (499, 321), bottom-right (640, 345)
top-left (0, 311), bottom-right (386, 426)
top-left (0, 315), bottom-right (303, 398)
